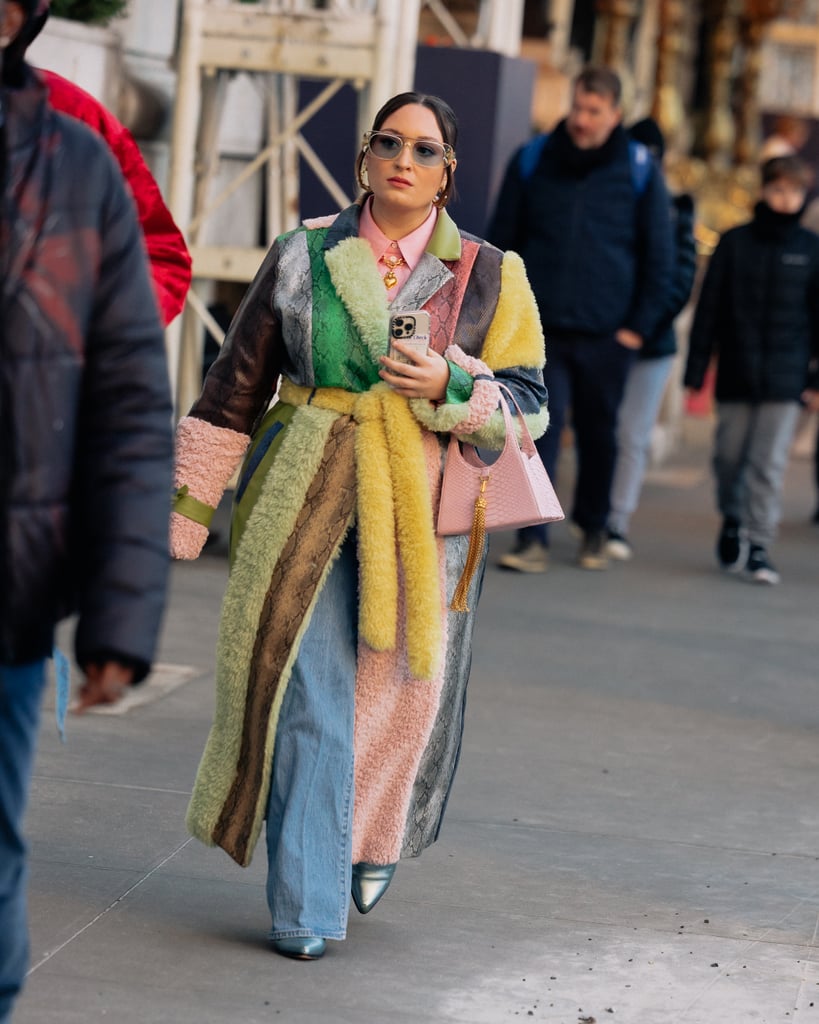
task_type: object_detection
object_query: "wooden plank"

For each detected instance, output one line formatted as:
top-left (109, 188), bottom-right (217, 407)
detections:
top-left (199, 37), bottom-right (376, 77)
top-left (191, 245), bottom-right (269, 283)
top-left (201, 10), bottom-right (377, 46)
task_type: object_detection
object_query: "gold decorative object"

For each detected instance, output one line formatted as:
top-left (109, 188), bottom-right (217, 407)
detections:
top-left (651, 0), bottom-right (689, 151)
top-left (702, 0), bottom-right (744, 168)
top-left (594, 0), bottom-right (640, 72)
top-left (735, 0), bottom-right (790, 165)
top-left (382, 255), bottom-right (405, 290)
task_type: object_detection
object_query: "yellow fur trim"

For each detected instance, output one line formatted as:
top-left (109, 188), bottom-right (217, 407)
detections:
top-left (355, 389), bottom-right (398, 651)
top-left (380, 388), bottom-right (442, 679)
top-left (280, 379), bottom-right (442, 680)
top-left (480, 251), bottom-right (545, 371)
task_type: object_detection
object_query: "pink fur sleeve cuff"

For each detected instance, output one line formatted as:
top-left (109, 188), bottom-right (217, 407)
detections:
top-left (170, 416), bottom-right (250, 560)
top-left (410, 344), bottom-right (500, 437)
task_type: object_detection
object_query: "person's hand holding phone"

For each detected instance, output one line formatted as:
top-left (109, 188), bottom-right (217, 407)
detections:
top-left (380, 341), bottom-right (450, 401)
top-left (381, 311), bottom-right (449, 400)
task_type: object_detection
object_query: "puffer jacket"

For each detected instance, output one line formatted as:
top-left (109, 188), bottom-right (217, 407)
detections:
top-left (40, 69), bottom-right (192, 326)
top-left (685, 201), bottom-right (819, 401)
top-left (641, 192), bottom-right (697, 360)
top-left (0, 69), bottom-right (173, 675)
top-left (487, 120), bottom-right (673, 341)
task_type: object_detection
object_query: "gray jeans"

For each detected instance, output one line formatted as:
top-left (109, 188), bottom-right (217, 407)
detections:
top-left (714, 401), bottom-right (799, 547)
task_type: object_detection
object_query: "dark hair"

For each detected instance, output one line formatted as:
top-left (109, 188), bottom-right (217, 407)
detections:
top-left (629, 117), bottom-right (665, 160)
top-left (574, 66), bottom-right (622, 106)
top-left (355, 91), bottom-right (459, 208)
top-left (761, 154), bottom-right (811, 190)
top-left (1, 0), bottom-right (49, 87)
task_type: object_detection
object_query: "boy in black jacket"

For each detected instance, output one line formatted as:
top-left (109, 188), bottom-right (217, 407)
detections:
top-left (685, 156), bottom-right (819, 584)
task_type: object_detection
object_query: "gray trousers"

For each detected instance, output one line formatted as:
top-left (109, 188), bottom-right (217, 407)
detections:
top-left (714, 401), bottom-right (799, 548)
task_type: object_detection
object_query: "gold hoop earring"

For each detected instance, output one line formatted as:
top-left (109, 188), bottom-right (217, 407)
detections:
top-left (357, 163), bottom-right (371, 192)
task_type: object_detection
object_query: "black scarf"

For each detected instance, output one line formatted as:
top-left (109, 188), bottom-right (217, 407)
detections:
top-left (549, 118), bottom-right (629, 177)
top-left (751, 200), bottom-right (804, 242)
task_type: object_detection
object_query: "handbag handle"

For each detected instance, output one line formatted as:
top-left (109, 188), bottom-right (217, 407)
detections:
top-left (494, 382), bottom-right (539, 458)
top-left (447, 381), bottom-right (546, 612)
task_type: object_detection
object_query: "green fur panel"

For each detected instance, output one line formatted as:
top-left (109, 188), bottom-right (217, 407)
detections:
top-left (185, 403), bottom-right (342, 853)
top-left (307, 230), bottom-right (381, 390)
top-left (324, 237), bottom-right (391, 368)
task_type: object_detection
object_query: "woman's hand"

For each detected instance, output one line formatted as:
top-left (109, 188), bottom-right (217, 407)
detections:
top-left (379, 342), bottom-right (450, 401)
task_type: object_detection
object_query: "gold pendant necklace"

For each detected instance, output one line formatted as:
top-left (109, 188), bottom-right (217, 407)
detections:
top-left (382, 254), bottom-right (405, 290)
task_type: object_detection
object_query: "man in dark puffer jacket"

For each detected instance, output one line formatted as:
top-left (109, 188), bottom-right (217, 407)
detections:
top-left (685, 155), bottom-right (819, 584)
top-left (488, 66), bottom-right (673, 572)
top-left (0, 2), bottom-right (173, 1020)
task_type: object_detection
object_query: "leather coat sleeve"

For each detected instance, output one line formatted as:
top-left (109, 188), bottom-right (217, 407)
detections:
top-left (188, 241), bottom-right (285, 434)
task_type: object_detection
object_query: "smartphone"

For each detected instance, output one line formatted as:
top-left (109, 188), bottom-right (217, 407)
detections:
top-left (389, 311), bottom-right (430, 365)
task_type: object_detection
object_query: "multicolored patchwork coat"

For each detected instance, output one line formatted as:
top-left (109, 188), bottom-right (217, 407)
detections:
top-left (171, 202), bottom-right (548, 868)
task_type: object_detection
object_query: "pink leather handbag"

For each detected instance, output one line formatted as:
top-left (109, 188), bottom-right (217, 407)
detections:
top-left (437, 384), bottom-right (563, 611)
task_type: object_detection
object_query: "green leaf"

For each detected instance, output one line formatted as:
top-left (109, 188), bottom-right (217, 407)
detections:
top-left (50, 0), bottom-right (129, 25)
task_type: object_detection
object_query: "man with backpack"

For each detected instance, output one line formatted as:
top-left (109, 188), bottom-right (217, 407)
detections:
top-left (488, 66), bottom-right (673, 571)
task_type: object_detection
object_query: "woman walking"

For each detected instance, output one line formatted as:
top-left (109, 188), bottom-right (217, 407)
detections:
top-left (171, 92), bottom-right (548, 959)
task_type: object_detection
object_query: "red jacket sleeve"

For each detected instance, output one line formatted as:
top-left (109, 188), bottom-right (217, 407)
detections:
top-left (40, 69), bottom-right (192, 326)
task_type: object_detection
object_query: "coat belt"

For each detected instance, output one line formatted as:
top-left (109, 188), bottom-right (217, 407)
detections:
top-left (279, 379), bottom-right (443, 681)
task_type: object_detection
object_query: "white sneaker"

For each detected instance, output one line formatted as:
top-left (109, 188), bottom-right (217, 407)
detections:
top-left (497, 541), bottom-right (549, 573)
top-left (745, 545), bottom-right (780, 585)
top-left (605, 530), bottom-right (632, 561)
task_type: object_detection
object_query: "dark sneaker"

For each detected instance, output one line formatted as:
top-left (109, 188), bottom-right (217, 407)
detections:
top-left (497, 540), bottom-right (549, 573)
top-left (578, 530), bottom-right (608, 570)
top-left (716, 517), bottom-right (746, 572)
top-left (745, 545), bottom-right (780, 585)
top-left (605, 529), bottom-right (632, 561)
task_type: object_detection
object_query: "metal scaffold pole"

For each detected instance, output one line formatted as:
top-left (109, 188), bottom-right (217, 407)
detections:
top-left (165, 0), bottom-right (420, 417)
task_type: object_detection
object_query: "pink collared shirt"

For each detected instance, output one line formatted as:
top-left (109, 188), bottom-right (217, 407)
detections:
top-left (359, 198), bottom-right (438, 299)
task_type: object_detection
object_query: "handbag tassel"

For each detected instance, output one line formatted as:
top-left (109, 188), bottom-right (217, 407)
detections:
top-left (450, 477), bottom-right (489, 613)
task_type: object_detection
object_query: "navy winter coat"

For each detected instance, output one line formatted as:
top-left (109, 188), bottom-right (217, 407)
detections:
top-left (685, 202), bottom-right (819, 402)
top-left (641, 192), bottom-right (698, 360)
top-left (487, 121), bottom-right (673, 341)
top-left (0, 71), bottom-right (173, 674)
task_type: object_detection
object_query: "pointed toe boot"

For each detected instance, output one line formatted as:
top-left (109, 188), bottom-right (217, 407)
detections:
top-left (351, 862), bottom-right (396, 915)
top-left (271, 936), bottom-right (327, 960)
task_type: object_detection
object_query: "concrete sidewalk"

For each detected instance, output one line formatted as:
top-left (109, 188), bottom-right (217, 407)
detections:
top-left (13, 436), bottom-right (819, 1024)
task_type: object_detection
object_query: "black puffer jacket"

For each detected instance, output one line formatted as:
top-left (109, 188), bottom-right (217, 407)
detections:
top-left (0, 71), bottom-right (173, 675)
top-left (641, 193), bottom-right (697, 359)
top-left (685, 202), bottom-right (819, 401)
top-left (487, 121), bottom-right (673, 341)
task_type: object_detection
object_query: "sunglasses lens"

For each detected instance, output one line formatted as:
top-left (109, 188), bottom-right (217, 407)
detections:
top-left (412, 142), bottom-right (445, 166)
top-left (369, 133), bottom-right (402, 160)
top-left (368, 132), bottom-right (447, 167)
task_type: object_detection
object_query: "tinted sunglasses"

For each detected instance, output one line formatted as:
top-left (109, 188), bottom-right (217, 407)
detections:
top-left (364, 130), bottom-right (454, 168)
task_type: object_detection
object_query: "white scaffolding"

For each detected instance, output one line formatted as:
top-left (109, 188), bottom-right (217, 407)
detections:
top-left (166, 0), bottom-right (523, 414)
top-left (166, 0), bottom-right (421, 412)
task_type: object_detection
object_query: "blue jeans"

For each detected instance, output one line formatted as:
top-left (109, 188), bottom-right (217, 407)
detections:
top-left (265, 536), bottom-right (357, 941)
top-left (0, 660), bottom-right (48, 1024)
top-left (608, 355), bottom-right (675, 537)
